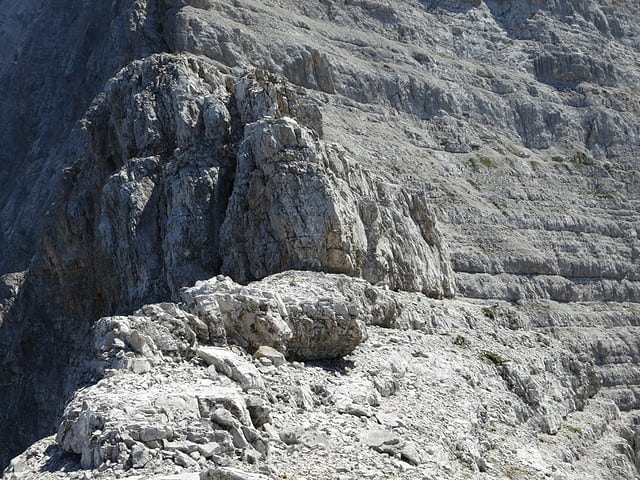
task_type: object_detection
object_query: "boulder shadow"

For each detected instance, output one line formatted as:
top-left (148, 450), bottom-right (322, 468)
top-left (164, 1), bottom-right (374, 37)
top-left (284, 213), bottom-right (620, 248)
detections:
top-left (306, 357), bottom-right (356, 375)
top-left (39, 443), bottom-right (82, 473)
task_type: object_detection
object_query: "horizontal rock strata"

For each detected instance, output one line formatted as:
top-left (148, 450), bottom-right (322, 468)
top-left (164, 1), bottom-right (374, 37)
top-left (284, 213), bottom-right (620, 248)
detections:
top-left (1, 0), bottom-right (640, 478)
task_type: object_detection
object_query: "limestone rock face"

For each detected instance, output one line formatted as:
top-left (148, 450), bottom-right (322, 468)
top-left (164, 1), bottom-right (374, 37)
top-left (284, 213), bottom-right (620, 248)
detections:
top-left (220, 117), bottom-right (454, 297)
top-left (39, 54), bottom-right (233, 317)
top-left (2, 0), bottom-right (640, 478)
top-left (49, 271), bottom-right (408, 472)
top-left (55, 302), bottom-right (270, 471)
top-left (35, 52), bottom-right (452, 323)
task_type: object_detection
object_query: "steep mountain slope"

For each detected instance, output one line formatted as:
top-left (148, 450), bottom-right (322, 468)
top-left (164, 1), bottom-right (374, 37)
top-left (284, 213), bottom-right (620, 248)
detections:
top-left (1, 0), bottom-right (639, 478)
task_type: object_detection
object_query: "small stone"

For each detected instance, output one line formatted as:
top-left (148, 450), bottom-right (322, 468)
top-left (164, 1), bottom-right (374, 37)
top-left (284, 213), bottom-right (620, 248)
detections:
top-left (337, 402), bottom-right (372, 417)
top-left (261, 423), bottom-right (279, 440)
top-left (140, 425), bottom-right (171, 442)
top-left (128, 358), bottom-right (152, 374)
top-left (164, 441), bottom-right (199, 454)
top-left (400, 441), bottom-right (423, 466)
top-left (206, 365), bottom-right (218, 380)
top-left (230, 426), bottom-right (250, 449)
top-left (374, 412), bottom-right (405, 428)
top-left (279, 428), bottom-right (302, 445)
top-left (173, 450), bottom-right (197, 468)
top-left (197, 347), bottom-right (264, 391)
top-left (361, 429), bottom-right (404, 455)
top-left (253, 346), bottom-right (286, 367)
top-left (372, 375), bottom-right (398, 397)
top-left (197, 392), bottom-right (253, 427)
top-left (212, 408), bottom-right (238, 428)
top-left (257, 365), bottom-right (277, 375)
top-left (197, 442), bottom-right (218, 459)
top-left (242, 448), bottom-right (261, 464)
top-left (146, 439), bottom-right (163, 449)
top-left (130, 443), bottom-right (152, 469)
top-left (291, 385), bottom-right (314, 410)
top-left (245, 395), bottom-right (272, 427)
top-left (200, 466), bottom-right (274, 480)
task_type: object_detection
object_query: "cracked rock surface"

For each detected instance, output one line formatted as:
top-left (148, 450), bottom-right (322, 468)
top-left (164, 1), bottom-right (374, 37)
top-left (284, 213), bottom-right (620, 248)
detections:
top-left (5, 272), bottom-right (640, 479)
top-left (1, 0), bottom-right (640, 478)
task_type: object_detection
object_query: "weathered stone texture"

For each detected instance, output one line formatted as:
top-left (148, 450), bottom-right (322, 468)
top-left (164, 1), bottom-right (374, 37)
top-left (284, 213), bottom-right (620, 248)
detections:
top-left (2, 0), bottom-right (640, 478)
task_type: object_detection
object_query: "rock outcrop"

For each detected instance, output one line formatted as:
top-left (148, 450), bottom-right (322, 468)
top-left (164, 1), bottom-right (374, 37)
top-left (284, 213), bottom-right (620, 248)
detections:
top-left (221, 116), bottom-right (453, 296)
top-left (1, 0), bottom-right (640, 478)
top-left (0, 45), bottom-right (452, 472)
top-left (0, 0), bottom-right (164, 274)
top-left (27, 272), bottom-right (398, 473)
top-left (37, 53), bottom-right (453, 320)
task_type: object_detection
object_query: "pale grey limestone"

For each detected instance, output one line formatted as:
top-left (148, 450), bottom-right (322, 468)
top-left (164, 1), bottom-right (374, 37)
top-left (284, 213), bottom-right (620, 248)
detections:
top-left (220, 115), bottom-right (454, 296)
top-left (196, 347), bottom-right (264, 391)
top-left (8, 293), bottom-right (635, 480)
top-left (200, 467), bottom-right (274, 480)
top-left (252, 347), bottom-right (285, 368)
top-left (2, 0), bottom-right (640, 478)
top-left (182, 272), bottom-right (370, 360)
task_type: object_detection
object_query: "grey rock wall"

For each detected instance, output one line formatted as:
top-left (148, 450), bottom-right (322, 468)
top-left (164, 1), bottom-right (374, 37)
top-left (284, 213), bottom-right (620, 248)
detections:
top-left (0, 40), bottom-right (452, 470)
top-left (221, 116), bottom-right (454, 296)
top-left (35, 52), bottom-right (452, 320)
top-left (1, 0), bottom-right (640, 478)
top-left (0, 0), bottom-right (164, 274)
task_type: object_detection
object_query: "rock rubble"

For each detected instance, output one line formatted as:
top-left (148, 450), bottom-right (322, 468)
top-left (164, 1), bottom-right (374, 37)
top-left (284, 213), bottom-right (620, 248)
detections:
top-left (6, 274), bottom-right (640, 479)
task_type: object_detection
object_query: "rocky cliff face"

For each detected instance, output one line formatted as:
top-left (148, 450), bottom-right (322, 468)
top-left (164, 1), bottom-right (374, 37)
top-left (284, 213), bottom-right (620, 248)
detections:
top-left (1, 0), bottom-right (640, 479)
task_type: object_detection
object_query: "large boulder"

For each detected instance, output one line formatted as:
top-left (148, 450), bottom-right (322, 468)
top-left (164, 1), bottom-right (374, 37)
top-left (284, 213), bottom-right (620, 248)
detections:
top-left (182, 272), bottom-right (369, 360)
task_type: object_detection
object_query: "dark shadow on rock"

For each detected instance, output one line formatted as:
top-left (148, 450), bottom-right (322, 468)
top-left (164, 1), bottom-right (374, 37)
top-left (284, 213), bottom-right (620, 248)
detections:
top-left (0, 273), bottom-right (97, 472)
top-left (306, 357), bottom-right (356, 375)
top-left (418, 0), bottom-right (476, 15)
top-left (39, 444), bottom-right (82, 473)
top-left (419, 0), bottom-right (543, 39)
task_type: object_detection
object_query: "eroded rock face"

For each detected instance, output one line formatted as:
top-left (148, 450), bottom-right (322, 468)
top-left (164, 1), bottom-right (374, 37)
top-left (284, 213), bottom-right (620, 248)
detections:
top-left (54, 301), bottom-right (271, 471)
top-left (0, 0), bottom-right (164, 274)
top-left (37, 53), bottom-right (453, 322)
top-left (38, 54), bottom-right (233, 317)
top-left (220, 117), bottom-right (454, 297)
top-left (52, 271), bottom-right (400, 471)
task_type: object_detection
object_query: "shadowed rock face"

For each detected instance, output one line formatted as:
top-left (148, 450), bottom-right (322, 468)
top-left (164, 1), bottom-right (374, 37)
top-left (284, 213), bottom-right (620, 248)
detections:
top-left (0, 0), bottom-right (165, 275)
top-left (34, 53), bottom-right (453, 322)
top-left (0, 26), bottom-right (453, 470)
top-left (1, 0), bottom-right (640, 477)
